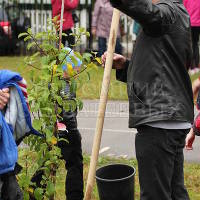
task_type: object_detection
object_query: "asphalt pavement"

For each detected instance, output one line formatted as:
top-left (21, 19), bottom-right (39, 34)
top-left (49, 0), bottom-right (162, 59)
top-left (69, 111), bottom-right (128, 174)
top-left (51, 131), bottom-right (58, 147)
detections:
top-left (78, 100), bottom-right (200, 163)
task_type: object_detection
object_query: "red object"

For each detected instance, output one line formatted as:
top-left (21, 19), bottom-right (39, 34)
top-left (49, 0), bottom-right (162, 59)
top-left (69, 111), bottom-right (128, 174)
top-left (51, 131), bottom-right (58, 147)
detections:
top-left (0, 21), bottom-right (11, 38)
top-left (183, 0), bottom-right (200, 27)
top-left (57, 122), bottom-right (67, 131)
top-left (17, 79), bottom-right (30, 110)
top-left (51, 0), bottom-right (79, 31)
top-left (195, 113), bottom-right (200, 131)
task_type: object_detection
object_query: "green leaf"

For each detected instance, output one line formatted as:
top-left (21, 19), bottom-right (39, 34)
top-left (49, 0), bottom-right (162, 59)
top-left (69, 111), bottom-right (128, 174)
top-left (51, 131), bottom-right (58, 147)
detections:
top-left (79, 27), bottom-right (86, 33)
top-left (63, 101), bottom-right (70, 112)
top-left (70, 55), bottom-right (78, 66)
top-left (27, 28), bottom-right (32, 34)
top-left (58, 52), bottom-right (66, 61)
top-left (41, 107), bottom-right (52, 114)
top-left (83, 53), bottom-right (92, 63)
top-left (33, 119), bottom-right (42, 130)
top-left (70, 79), bottom-right (77, 94)
top-left (74, 51), bottom-right (82, 60)
top-left (58, 138), bottom-right (69, 144)
top-left (62, 33), bottom-right (67, 37)
top-left (18, 32), bottom-right (29, 38)
top-left (41, 56), bottom-right (50, 65)
top-left (27, 42), bottom-right (36, 50)
top-left (95, 57), bottom-right (102, 65)
top-left (56, 96), bottom-right (63, 106)
top-left (76, 98), bottom-right (83, 110)
top-left (86, 71), bottom-right (90, 81)
top-left (86, 31), bottom-right (90, 37)
top-left (32, 52), bottom-right (40, 58)
top-left (24, 36), bottom-right (31, 42)
top-left (45, 160), bottom-right (54, 166)
top-left (34, 188), bottom-right (43, 200)
top-left (46, 181), bottom-right (55, 197)
top-left (87, 62), bottom-right (98, 70)
top-left (35, 32), bottom-right (43, 39)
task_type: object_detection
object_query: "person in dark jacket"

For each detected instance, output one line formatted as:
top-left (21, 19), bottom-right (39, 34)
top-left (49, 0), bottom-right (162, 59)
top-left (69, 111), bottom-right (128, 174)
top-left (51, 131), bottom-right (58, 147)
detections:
top-left (102, 0), bottom-right (194, 199)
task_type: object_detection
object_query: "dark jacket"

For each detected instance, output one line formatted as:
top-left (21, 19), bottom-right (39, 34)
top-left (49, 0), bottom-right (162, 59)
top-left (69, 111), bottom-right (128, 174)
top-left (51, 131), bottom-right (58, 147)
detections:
top-left (111, 0), bottom-right (194, 128)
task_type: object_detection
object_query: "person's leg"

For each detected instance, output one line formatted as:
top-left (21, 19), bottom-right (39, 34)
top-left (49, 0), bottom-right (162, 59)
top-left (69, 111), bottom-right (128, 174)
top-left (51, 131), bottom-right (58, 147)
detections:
top-left (62, 29), bottom-right (75, 48)
top-left (1, 173), bottom-right (23, 200)
top-left (197, 27), bottom-right (200, 68)
top-left (115, 37), bottom-right (122, 54)
top-left (58, 116), bottom-right (83, 200)
top-left (136, 125), bottom-right (174, 200)
top-left (191, 27), bottom-right (200, 68)
top-left (135, 126), bottom-right (189, 200)
top-left (97, 37), bottom-right (107, 57)
top-left (0, 178), bottom-right (2, 199)
top-left (171, 130), bottom-right (190, 200)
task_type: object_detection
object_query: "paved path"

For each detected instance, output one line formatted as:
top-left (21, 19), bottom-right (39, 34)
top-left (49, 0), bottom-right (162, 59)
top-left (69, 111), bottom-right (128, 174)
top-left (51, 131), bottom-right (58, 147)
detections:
top-left (78, 100), bottom-right (200, 163)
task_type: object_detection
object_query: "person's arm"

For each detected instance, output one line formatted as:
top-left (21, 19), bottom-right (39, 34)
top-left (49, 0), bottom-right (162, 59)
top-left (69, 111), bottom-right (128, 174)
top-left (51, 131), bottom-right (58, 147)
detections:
top-left (185, 78), bottom-right (200, 150)
top-left (64, 0), bottom-right (79, 11)
top-left (91, 0), bottom-right (101, 36)
top-left (192, 78), bottom-right (200, 98)
top-left (0, 88), bottom-right (10, 110)
top-left (185, 128), bottom-right (195, 150)
top-left (110, 0), bottom-right (177, 34)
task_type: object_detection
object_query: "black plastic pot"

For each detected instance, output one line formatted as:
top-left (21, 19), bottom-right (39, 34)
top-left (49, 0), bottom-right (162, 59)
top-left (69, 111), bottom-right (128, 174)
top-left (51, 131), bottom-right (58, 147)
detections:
top-left (96, 164), bottom-right (135, 200)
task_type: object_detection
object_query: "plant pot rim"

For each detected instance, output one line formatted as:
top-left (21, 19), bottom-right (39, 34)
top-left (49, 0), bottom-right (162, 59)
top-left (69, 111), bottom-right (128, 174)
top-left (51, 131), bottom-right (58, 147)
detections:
top-left (95, 163), bottom-right (136, 182)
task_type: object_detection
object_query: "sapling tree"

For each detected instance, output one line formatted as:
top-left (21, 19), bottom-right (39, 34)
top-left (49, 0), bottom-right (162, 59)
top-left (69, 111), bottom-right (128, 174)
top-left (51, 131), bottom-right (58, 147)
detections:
top-left (17, 17), bottom-right (100, 200)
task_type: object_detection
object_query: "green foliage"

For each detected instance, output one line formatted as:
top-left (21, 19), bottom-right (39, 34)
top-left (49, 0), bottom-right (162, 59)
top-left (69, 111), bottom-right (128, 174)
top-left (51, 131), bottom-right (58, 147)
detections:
top-left (17, 17), bottom-right (99, 199)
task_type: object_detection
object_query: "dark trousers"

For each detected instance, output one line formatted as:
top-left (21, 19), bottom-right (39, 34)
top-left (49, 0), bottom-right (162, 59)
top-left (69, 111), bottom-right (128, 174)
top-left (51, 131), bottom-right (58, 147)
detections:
top-left (62, 29), bottom-right (75, 48)
top-left (0, 164), bottom-right (23, 200)
top-left (135, 126), bottom-right (190, 200)
top-left (97, 37), bottom-right (122, 57)
top-left (31, 116), bottom-right (83, 200)
top-left (191, 27), bottom-right (200, 68)
top-left (58, 129), bottom-right (83, 200)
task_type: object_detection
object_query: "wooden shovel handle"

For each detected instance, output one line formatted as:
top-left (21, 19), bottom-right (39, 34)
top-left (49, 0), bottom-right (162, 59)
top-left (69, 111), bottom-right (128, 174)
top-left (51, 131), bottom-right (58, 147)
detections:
top-left (84, 8), bottom-right (121, 200)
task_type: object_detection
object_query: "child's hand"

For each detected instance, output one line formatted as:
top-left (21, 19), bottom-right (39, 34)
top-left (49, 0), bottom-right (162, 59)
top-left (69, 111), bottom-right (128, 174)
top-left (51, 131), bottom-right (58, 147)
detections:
top-left (185, 128), bottom-right (195, 150)
top-left (0, 88), bottom-right (10, 110)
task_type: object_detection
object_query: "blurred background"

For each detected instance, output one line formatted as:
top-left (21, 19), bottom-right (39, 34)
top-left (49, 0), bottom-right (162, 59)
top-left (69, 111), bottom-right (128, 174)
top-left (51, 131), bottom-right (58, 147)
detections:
top-left (0, 0), bottom-right (135, 57)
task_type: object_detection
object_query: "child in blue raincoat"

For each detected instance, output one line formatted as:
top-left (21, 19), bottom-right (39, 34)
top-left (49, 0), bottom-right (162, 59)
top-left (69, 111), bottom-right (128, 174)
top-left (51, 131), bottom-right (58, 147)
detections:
top-left (0, 70), bottom-right (42, 200)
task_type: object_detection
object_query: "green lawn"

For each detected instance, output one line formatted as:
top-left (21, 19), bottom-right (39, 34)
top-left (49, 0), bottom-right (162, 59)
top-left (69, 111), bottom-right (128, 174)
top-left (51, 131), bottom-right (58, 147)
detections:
top-left (18, 150), bottom-right (200, 200)
top-left (0, 56), bottom-right (199, 100)
top-left (0, 56), bottom-right (128, 100)
top-left (2, 56), bottom-right (200, 199)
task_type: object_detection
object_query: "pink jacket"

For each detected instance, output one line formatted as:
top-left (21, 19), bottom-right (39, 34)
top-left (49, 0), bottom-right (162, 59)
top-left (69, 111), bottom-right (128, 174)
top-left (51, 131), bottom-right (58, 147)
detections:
top-left (183, 0), bottom-right (200, 27)
top-left (92, 0), bottom-right (120, 38)
top-left (51, 0), bottom-right (79, 30)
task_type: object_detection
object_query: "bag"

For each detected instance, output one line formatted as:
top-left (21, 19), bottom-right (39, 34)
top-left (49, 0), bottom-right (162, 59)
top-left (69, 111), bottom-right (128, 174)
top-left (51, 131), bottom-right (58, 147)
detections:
top-left (0, 113), bottom-right (18, 175)
top-left (72, 11), bottom-right (79, 24)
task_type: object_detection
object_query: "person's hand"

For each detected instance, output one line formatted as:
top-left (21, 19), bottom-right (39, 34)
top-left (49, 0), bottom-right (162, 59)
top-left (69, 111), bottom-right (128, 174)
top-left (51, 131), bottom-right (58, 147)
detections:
top-left (0, 88), bottom-right (10, 110)
top-left (185, 128), bottom-right (195, 150)
top-left (91, 27), bottom-right (96, 36)
top-left (101, 51), bottom-right (127, 70)
top-left (192, 77), bottom-right (200, 97)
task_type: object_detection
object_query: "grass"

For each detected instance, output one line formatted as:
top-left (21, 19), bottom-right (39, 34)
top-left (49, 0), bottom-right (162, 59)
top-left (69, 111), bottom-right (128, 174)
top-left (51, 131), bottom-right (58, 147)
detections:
top-left (18, 149), bottom-right (200, 200)
top-left (2, 56), bottom-right (200, 198)
top-left (0, 56), bottom-right (128, 100)
top-left (0, 56), bottom-right (199, 100)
